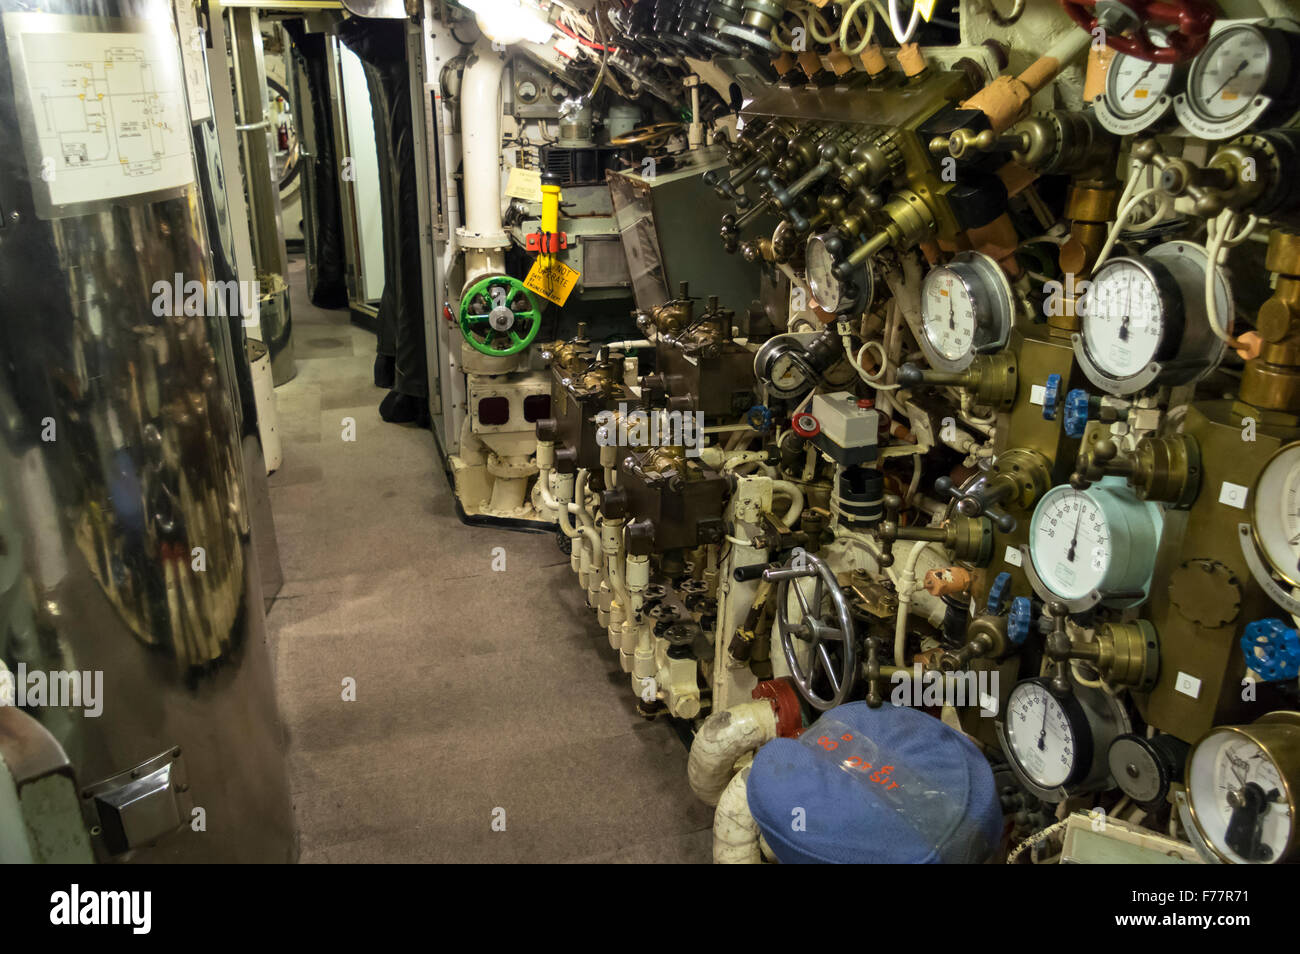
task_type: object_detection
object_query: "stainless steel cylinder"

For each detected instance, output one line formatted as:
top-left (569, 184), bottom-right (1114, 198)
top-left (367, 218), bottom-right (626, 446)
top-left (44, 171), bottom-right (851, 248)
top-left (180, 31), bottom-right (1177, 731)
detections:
top-left (0, 0), bottom-right (295, 861)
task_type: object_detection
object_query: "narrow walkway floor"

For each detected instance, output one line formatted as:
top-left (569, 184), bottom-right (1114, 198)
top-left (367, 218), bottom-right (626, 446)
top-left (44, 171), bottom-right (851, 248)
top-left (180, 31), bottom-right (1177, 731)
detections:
top-left (264, 256), bottom-right (712, 862)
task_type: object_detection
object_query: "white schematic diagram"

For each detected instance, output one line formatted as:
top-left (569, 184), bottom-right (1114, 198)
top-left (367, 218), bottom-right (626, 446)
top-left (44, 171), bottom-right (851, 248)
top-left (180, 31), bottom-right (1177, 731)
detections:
top-left (13, 23), bottom-right (195, 208)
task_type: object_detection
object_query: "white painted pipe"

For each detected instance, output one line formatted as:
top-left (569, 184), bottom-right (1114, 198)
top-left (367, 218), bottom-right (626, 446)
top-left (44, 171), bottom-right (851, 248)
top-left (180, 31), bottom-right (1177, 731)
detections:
top-left (460, 42), bottom-right (509, 252)
top-left (894, 540), bottom-right (931, 667)
top-left (687, 701), bottom-right (777, 806)
top-left (713, 765), bottom-right (761, 864)
top-left (769, 479), bottom-right (804, 527)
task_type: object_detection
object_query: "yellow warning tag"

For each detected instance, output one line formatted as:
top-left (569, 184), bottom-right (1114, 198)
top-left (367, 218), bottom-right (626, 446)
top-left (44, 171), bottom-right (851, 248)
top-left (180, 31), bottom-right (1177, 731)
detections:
top-left (914, 0), bottom-right (937, 20)
top-left (524, 258), bottom-right (580, 306)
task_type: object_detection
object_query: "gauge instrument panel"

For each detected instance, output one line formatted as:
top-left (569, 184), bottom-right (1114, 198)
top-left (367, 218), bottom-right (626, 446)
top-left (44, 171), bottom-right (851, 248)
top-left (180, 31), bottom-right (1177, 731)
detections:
top-left (1174, 20), bottom-right (1300, 141)
top-left (917, 252), bottom-right (1013, 372)
top-left (999, 676), bottom-right (1130, 802)
top-left (1023, 480), bottom-right (1161, 612)
top-left (1095, 42), bottom-right (1183, 135)
top-left (1185, 713), bottom-right (1300, 864)
top-left (1074, 242), bottom-right (1229, 396)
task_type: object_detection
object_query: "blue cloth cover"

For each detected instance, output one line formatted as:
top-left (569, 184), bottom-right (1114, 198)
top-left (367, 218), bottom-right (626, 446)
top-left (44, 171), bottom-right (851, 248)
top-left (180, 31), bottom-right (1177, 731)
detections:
top-left (747, 701), bottom-right (1002, 863)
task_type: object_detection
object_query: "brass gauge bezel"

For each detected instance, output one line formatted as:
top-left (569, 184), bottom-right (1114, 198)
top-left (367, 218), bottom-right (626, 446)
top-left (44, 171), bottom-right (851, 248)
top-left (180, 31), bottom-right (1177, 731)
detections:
top-left (1184, 713), bottom-right (1300, 865)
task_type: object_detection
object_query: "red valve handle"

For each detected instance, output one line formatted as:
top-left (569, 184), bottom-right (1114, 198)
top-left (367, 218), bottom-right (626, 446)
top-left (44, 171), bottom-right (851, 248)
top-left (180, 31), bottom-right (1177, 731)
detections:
top-left (1059, 0), bottom-right (1216, 64)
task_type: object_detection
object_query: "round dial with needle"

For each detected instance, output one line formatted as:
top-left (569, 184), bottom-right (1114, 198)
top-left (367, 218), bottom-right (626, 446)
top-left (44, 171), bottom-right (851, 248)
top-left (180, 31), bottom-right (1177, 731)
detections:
top-left (916, 252), bottom-right (1012, 372)
top-left (921, 267), bottom-right (976, 361)
top-left (1026, 482), bottom-right (1160, 608)
top-left (1079, 257), bottom-right (1182, 391)
top-left (1175, 22), bottom-right (1300, 140)
top-left (1096, 45), bottom-right (1180, 134)
top-left (1029, 488), bottom-right (1111, 601)
top-left (805, 233), bottom-right (871, 315)
top-left (1249, 442), bottom-right (1300, 587)
top-left (1187, 716), bottom-right (1300, 864)
top-left (1003, 679), bottom-right (1090, 790)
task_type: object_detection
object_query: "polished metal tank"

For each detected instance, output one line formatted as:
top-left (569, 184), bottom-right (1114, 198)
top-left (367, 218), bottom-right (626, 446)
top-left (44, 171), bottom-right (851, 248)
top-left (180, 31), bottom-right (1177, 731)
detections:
top-left (0, 0), bottom-right (295, 861)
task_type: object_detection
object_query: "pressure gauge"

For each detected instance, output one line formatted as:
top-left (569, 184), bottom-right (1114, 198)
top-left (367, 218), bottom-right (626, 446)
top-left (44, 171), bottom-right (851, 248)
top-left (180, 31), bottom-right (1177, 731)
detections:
top-left (917, 252), bottom-right (1013, 373)
top-left (1095, 43), bottom-right (1182, 135)
top-left (1248, 442), bottom-right (1300, 587)
top-left (1004, 679), bottom-right (1091, 790)
top-left (999, 677), bottom-right (1130, 802)
top-left (1186, 712), bottom-right (1300, 864)
top-left (1079, 257), bottom-right (1181, 382)
top-left (1174, 21), bottom-right (1300, 140)
top-left (754, 333), bottom-right (820, 400)
top-left (1074, 241), bottom-right (1229, 396)
top-left (805, 233), bottom-right (871, 315)
top-left (1024, 479), bottom-right (1160, 611)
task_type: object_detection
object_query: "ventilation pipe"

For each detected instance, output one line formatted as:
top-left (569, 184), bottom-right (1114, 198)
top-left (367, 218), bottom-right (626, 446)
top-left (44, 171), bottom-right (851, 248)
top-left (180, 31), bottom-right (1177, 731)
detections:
top-left (458, 40), bottom-right (510, 291)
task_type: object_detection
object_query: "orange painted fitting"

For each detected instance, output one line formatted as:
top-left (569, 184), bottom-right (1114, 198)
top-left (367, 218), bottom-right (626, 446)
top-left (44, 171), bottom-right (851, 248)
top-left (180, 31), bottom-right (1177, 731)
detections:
top-left (859, 43), bottom-right (888, 76)
top-left (897, 42), bottom-right (927, 77)
top-left (797, 50), bottom-right (824, 79)
top-left (923, 567), bottom-right (973, 597)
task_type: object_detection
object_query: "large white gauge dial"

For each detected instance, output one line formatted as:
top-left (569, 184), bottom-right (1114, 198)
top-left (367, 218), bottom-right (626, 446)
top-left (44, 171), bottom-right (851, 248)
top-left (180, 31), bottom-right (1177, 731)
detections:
top-left (1029, 488), bottom-right (1112, 601)
top-left (1175, 22), bottom-right (1300, 140)
top-left (1074, 242), bottom-right (1226, 397)
top-left (921, 267), bottom-right (977, 361)
top-left (1249, 442), bottom-right (1300, 587)
top-left (1026, 480), bottom-right (1160, 609)
top-left (1080, 258), bottom-right (1178, 382)
top-left (917, 252), bottom-right (1013, 373)
top-left (1096, 44), bottom-right (1180, 135)
top-left (1003, 679), bottom-right (1089, 790)
top-left (1186, 715), bottom-right (1300, 864)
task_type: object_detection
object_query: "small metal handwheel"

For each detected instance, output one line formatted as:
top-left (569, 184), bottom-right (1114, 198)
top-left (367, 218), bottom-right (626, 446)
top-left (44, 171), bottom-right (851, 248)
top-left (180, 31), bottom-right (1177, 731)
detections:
top-left (765, 552), bottom-right (857, 711)
top-left (459, 275), bottom-right (543, 357)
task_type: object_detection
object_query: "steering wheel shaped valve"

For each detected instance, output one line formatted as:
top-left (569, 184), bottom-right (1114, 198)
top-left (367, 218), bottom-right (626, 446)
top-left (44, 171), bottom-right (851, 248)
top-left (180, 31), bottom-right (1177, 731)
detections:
top-left (458, 276), bottom-right (543, 357)
top-left (764, 552), bottom-right (857, 711)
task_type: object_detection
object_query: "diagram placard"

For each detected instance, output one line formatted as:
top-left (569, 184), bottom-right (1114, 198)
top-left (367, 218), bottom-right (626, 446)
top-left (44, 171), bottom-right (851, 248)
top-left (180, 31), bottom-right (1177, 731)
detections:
top-left (3, 12), bottom-right (195, 217)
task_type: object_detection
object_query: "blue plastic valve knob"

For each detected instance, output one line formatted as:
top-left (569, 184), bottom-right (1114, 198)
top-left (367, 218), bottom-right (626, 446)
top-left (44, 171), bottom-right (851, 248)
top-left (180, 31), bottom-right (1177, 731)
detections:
top-left (1008, 597), bottom-right (1033, 646)
top-left (1064, 388), bottom-right (1091, 439)
top-left (1241, 618), bottom-right (1300, 682)
top-left (986, 571), bottom-right (1012, 614)
top-left (1042, 374), bottom-right (1062, 421)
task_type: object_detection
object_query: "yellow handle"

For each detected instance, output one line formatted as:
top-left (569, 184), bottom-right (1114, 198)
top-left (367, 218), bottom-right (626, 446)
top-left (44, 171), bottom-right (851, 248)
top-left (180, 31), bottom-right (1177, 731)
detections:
top-left (540, 180), bottom-right (562, 268)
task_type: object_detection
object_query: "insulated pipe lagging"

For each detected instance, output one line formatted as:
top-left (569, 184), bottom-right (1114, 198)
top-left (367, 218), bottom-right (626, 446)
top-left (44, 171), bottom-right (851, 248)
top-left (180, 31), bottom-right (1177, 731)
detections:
top-left (460, 41), bottom-right (508, 246)
top-left (714, 766), bottom-right (762, 864)
top-left (687, 701), bottom-right (778, 806)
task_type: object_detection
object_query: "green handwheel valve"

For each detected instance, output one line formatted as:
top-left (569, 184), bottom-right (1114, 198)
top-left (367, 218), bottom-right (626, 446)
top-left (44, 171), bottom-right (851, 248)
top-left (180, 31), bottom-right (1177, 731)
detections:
top-left (458, 275), bottom-right (544, 357)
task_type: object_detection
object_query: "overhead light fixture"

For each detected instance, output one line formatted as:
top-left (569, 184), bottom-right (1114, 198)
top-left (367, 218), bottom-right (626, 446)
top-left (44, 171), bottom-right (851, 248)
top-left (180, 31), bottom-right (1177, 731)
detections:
top-left (460, 0), bottom-right (555, 46)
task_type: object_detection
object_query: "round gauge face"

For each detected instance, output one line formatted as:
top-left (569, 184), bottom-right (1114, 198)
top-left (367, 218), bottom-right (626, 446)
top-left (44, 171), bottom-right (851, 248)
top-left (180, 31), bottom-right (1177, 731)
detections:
top-left (767, 351), bottom-right (811, 397)
top-left (517, 79), bottom-right (539, 103)
top-left (1105, 50), bottom-right (1176, 121)
top-left (1029, 487), bottom-right (1112, 601)
top-left (806, 237), bottom-right (841, 312)
top-left (1188, 730), bottom-right (1294, 864)
top-left (1005, 680), bottom-right (1083, 790)
top-left (920, 266), bottom-right (978, 362)
top-left (1187, 25), bottom-right (1272, 122)
top-left (1250, 443), bottom-right (1300, 586)
top-left (1081, 259), bottom-right (1167, 380)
